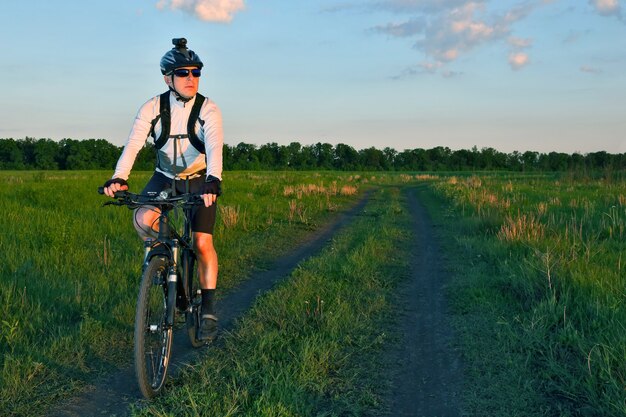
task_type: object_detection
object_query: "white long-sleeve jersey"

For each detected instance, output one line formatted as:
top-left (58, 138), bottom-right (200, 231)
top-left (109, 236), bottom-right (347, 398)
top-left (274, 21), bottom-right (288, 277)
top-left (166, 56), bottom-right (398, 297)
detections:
top-left (112, 91), bottom-right (223, 181)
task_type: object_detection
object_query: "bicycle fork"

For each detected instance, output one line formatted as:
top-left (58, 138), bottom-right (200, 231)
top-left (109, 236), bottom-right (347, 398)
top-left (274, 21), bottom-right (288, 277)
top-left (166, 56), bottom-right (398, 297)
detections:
top-left (165, 240), bottom-right (179, 327)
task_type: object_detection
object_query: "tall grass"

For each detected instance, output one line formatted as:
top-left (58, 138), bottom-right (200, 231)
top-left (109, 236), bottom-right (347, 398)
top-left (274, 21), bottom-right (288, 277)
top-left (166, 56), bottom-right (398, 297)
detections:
top-left (431, 173), bottom-right (626, 416)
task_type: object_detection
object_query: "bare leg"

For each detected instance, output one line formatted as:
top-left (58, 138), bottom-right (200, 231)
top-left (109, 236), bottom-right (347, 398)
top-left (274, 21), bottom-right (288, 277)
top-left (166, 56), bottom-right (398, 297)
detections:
top-left (133, 207), bottom-right (160, 240)
top-left (193, 232), bottom-right (218, 289)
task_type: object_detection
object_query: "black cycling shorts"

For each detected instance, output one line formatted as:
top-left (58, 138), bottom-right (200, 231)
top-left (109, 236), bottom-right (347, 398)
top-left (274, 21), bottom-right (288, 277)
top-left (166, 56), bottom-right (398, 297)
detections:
top-left (141, 171), bottom-right (217, 235)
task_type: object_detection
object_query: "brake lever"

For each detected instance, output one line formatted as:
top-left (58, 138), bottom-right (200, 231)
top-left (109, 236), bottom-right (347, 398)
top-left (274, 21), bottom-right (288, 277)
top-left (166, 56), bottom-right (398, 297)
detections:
top-left (102, 200), bottom-right (128, 207)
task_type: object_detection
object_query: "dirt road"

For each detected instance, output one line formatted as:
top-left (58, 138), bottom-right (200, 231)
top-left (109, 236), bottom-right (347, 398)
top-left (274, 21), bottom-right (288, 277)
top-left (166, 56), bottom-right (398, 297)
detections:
top-left (386, 186), bottom-right (463, 416)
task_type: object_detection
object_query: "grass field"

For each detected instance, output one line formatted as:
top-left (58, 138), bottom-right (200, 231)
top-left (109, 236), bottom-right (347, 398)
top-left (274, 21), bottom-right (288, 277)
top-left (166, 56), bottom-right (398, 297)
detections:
top-left (1, 170), bottom-right (624, 416)
top-left (428, 172), bottom-right (626, 416)
top-left (0, 170), bottom-right (379, 416)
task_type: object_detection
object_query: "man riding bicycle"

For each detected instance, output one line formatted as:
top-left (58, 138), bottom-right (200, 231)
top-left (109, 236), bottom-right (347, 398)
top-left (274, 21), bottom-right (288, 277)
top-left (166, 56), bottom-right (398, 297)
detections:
top-left (103, 38), bottom-right (223, 341)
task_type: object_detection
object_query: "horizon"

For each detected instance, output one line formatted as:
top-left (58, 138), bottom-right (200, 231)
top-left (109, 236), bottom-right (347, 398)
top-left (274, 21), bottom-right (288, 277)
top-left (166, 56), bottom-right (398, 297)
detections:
top-left (3, 136), bottom-right (622, 157)
top-left (1, 1), bottom-right (625, 155)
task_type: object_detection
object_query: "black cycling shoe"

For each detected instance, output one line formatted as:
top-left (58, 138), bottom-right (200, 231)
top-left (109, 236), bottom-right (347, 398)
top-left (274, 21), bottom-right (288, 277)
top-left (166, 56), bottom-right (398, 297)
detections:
top-left (197, 314), bottom-right (218, 341)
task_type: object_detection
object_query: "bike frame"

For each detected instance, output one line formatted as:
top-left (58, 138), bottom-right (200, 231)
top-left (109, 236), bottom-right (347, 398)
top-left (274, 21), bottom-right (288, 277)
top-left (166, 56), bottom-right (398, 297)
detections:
top-left (142, 196), bottom-right (199, 327)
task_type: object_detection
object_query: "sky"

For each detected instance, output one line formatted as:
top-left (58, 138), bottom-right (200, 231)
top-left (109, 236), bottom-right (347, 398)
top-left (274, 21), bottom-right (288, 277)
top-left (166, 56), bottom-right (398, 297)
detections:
top-left (1, 0), bottom-right (625, 154)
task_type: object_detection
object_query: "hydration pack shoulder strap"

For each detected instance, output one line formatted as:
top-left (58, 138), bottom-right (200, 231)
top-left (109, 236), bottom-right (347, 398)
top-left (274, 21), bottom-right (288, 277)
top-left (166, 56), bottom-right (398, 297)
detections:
top-left (188, 93), bottom-right (206, 154)
top-left (149, 91), bottom-right (171, 150)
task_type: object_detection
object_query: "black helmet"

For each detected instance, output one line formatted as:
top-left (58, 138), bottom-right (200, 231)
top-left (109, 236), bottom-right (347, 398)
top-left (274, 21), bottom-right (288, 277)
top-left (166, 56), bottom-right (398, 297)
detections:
top-left (160, 38), bottom-right (204, 75)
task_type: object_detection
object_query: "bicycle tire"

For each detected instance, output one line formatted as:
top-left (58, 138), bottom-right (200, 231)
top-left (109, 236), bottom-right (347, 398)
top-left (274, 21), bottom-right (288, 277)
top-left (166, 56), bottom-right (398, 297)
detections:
top-left (134, 256), bottom-right (173, 398)
top-left (183, 251), bottom-right (204, 348)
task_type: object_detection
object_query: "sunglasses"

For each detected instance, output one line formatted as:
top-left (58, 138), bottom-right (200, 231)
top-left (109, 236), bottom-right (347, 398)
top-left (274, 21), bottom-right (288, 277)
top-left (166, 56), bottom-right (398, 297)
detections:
top-left (173, 68), bottom-right (202, 78)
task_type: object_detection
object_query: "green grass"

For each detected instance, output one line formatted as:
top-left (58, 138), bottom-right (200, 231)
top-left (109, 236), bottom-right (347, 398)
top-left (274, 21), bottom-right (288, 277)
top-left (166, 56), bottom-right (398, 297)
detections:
top-left (131, 186), bottom-right (411, 416)
top-left (4, 169), bottom-right (624, 416)
top-left (0, 170), bottom-right (377, 416)
top-left (425, 173), bottom-right (626, 416)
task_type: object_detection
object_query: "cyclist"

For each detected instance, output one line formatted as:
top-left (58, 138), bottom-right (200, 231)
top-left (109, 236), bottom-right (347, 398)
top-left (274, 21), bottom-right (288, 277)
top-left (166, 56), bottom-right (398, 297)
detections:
top-left (103, 38), bottom-right (223, 341)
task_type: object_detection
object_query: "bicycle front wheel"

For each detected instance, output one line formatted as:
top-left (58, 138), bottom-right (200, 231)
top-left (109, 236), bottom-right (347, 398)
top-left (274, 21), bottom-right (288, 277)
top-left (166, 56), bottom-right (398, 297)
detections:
top-left (134, 256), bottom-right (173, 398)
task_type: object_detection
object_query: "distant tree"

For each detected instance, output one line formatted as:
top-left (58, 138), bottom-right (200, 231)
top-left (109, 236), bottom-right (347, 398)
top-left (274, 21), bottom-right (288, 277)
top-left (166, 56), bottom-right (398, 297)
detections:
top-left (134, 143), bottom-right (156, 170)
top-left (33, 138), bottom-right (60, 169)
top-left (223, 143), bottom-right (234, 170)
top-left (570, 153), bottom-right (585, 171)
top-left (427, 146), bottom-right (452, 170)
top-left (19, 137), bottom-right (38, 168)
top-left (479, 147), bottom-right (507, 169)
top-left (383, 147), bottom-right (398, 169)
top-left (522, 151), bottom-right (539, 171)
top-left (395, 148), bottom-right (428, 171)
top-left (449, 149), bottom-right (474, 170)
top-left (586, 151), bottom-right (610, 169)
top-left (547, 152), bottom-right (570, 171)
top-left (333, 143), bottom-right (359, 170)
top-left (285, 142), bottom-right (318, 169)
top-left (0, 138), bottom-right (24, 169)
top-left (359, 147), bottom-right (386, 170)
top-left (257, 142), bottom-right (287, 169)
top-left (313, 142), bottom-right (334, 170)
top-left (231, 142), bottom-right (259, 170)
top-left (507, 151), bottom-right (523, 172)
top-left (61, 139), bottom-right (91, 169)
top-left (298, 145), bottom-right (317, 169)
top-left (285, 142), bottom-right (302, 169)
top-left (1, 137), bottom-right (624, 173)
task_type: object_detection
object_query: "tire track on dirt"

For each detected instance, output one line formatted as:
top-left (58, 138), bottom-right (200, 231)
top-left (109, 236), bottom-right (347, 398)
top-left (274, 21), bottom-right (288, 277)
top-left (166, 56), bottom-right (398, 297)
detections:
top-left (48, 191), bottom-right (371, 417)
top-left (387, 186), bottom-right (463, 416)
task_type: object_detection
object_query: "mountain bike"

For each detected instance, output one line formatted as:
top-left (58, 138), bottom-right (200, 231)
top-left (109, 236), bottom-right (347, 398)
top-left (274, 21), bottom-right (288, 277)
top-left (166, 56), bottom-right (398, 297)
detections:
top-left (98, 187), bottom-right (207, 398)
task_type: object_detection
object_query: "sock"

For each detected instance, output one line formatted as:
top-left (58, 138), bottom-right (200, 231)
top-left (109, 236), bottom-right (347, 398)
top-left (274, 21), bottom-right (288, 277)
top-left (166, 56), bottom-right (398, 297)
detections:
top-left (201, 289), bottom-right (216, 315)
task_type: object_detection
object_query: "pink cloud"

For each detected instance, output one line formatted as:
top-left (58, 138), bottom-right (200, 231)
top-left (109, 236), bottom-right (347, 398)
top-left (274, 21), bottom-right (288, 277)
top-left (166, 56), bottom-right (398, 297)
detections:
top-left (589, 0), bottom-right (621, 16)
top-left (156, 0), bottom-right (245, 23)
top-left (509, 52), bottom-right (529, 70)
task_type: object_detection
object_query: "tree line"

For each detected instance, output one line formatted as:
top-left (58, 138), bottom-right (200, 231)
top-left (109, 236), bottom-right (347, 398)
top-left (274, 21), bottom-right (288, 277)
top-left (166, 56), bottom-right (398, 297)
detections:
top-left (0, 137), bottom-right (624, 172)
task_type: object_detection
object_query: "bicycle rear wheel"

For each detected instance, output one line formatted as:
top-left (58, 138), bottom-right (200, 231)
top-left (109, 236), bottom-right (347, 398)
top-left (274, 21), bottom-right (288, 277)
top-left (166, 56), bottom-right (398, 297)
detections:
top-left (134, 256), bottom-right (173, 398)
top-left (183, 251), bottom-right (204, 348)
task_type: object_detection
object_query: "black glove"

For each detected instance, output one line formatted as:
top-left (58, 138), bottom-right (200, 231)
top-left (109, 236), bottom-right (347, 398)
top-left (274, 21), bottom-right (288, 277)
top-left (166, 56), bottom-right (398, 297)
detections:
top-left (202, 175), bottom-right (222, 196)
top-left (103, 178), bottom-right (128, 188)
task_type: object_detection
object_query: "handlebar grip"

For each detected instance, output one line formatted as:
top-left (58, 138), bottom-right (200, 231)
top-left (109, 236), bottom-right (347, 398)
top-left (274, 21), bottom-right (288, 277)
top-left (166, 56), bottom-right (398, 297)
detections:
top-left (97, 186), bottom-right (127, 198)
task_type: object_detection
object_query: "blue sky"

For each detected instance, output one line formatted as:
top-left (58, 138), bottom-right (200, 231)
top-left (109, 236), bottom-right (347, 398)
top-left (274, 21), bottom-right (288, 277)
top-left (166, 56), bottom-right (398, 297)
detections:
top-left (1, 0), bottom-right (625, 154)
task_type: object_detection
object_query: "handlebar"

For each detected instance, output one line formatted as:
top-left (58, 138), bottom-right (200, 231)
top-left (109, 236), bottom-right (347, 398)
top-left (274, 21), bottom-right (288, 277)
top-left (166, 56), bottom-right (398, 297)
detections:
top-left (97, 187), bottom-right (205, 208)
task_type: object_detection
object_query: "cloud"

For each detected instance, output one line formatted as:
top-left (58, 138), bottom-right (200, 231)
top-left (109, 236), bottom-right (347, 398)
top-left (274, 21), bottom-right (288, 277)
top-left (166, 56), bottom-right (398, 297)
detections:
top-left (372, 17), bottom-right (426, 37)
top-left (412, 2), bottom-right (511, 62)
top-left (580, 65), bottom-right (603, 74)
top-left (367, 0), bottom-right (550, 75)
top-left (442, 69), bottom-right (463, 78)
top-left (509, 52), bottom-right (530, 70)
top-left (589, 0), bottom-right (621, 16)
top-left (507, 36), bottom-right (532, 71)
top-left (419, 61), bottom-right (444, 72)
top-left (563, 29), bottom-right (592, 44)
top-left (508, 36), bottom-right (532, 49)
top-left (390, 60), bottom-right (463, 79)
top-left (156, 0), bottom-right (245, 23)
top-left (372, 0), bottom-right (483, 13)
